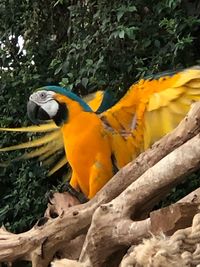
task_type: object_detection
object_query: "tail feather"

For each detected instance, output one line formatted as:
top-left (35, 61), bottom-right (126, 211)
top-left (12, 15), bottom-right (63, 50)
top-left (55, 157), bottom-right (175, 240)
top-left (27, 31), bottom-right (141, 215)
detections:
top-left (0, 130), bottom-right (61, 152)
top-left (0, 122), bottom-right (58, 132)
top-left (48, 156), bottom-right (68, 176)
top-left (38, 144), bottom-right (63, 161)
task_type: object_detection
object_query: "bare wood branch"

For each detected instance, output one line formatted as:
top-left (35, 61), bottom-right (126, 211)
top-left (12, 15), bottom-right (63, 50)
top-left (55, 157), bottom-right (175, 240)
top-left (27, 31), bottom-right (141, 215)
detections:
top-left (45, 192), bottom-right (80, 218)
top-left (80, 134), bottom-right (200, 266)
top-left (0, 103), bottom-right (199, 266)
top-left (51, 259), bottom-right (86, 267)
top-left (52, 203), bottom-right (200, 267)
top-left (150, 203), bottom-right (200, 235)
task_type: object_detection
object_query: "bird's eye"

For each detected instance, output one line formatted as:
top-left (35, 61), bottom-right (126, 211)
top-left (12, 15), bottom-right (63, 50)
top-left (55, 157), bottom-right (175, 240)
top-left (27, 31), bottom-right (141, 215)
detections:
top-left (40, 92), bottom-right (46, 99)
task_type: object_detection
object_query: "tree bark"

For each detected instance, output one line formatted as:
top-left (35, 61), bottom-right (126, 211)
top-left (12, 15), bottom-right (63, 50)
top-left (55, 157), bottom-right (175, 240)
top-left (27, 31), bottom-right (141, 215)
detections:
top-left (79, 134), bottom-right (200, 266)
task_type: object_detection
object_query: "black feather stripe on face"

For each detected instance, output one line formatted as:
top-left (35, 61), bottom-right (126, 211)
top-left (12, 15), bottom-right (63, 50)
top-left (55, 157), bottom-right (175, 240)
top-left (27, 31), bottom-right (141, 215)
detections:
top-left (53, 102), bottom-right (68, 126)
top-left (37, 106), bottom-right (51, 121)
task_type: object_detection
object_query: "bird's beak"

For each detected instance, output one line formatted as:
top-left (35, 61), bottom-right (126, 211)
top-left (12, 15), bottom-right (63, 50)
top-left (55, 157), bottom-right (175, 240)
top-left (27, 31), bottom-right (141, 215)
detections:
top-left (27, 100), bottom-right (50, 124)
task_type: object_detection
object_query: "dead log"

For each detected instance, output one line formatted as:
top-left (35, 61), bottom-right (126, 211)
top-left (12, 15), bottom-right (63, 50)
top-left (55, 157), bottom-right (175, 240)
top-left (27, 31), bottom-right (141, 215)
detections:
top-left (79, 134), bottom-right (200, 266)
top-left (150, 203), bottom-right (200, 235)
top-left (52, 188), bottom-right (200, 267)
top-left (45, 192), bottom-right (81, 218)
top-left (52, 203), bottom-right (200, 267)
top-left (0, 103), bottom-right (199, 267)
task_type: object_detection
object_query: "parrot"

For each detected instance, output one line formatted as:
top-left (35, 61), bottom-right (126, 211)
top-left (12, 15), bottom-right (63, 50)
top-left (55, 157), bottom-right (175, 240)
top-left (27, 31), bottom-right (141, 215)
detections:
top-left (0, 90), bottom-right (115, 178)
top-left (1, 66), bottom-right (200, 199)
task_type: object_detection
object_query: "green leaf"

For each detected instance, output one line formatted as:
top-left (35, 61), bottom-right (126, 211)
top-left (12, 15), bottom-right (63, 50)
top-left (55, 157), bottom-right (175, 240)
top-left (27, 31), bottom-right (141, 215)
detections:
top-left (119, 30), bottom-right (125, 39)
top-left (54, 65), bottom-right (62, 75)
top-left (117, 11), bottom-right (124, 22)
top-left (128, 6), bottom-right (137, 12)
top-left (154, 40), bottom-right (160, 48)
top-left (81, 77), bottom-right (89, 87)
top-left (61, 78), bottom-right (69, 85)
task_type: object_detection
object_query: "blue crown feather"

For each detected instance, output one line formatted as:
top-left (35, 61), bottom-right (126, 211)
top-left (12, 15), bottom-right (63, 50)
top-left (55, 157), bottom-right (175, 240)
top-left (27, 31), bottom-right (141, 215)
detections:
top-left (38, 86), bottom-right (92, 112)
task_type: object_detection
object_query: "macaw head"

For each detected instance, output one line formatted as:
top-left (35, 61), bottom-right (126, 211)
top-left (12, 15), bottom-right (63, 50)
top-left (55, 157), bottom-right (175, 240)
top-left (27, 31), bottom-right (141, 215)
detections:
top-left (27, 86), bottom-right (92, 126)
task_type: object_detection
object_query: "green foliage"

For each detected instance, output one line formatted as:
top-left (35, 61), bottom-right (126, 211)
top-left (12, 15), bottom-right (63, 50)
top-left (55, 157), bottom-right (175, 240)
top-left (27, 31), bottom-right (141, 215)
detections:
top-left (51, 0), bottom-right (200, 90)
top-left (155, 170), bottom-right (200, 209)
top-left (0, 0), bottom-right (200, 232)
top-left (0, 161), bottom-right (49, 233)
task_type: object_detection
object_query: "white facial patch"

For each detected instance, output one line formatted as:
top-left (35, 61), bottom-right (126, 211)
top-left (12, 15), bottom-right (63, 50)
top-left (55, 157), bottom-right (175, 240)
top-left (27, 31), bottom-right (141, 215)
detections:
top-left (29, 90), bottom-right (59, 118)
top-left (30, 90), bottom-right (55, 103)
top-left (41, 99), bottom-right (59, 118)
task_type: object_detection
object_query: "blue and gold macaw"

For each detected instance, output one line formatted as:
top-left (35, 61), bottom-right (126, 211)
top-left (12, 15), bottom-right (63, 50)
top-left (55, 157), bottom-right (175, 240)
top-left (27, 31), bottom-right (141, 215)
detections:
top-left (1, 66), bottom-right (200, 198)
top-left (0, 90), bottom-right (113, 177)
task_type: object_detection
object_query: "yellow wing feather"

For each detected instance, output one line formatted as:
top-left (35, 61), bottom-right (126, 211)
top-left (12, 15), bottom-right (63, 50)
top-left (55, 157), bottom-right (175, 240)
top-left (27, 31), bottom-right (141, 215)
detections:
top-left (143, 68), bottom-right (200, 149)
top-left (84, 91), bottom-right (104, 110)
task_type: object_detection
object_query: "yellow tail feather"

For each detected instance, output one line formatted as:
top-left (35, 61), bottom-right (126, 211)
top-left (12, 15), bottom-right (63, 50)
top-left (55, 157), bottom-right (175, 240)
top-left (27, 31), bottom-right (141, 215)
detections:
top-left (48, 157), bottom-right (68, 176)
top-left (0, 122), bottom-right (58, 132)
top-left (0, 130), bottom-right (61, 152)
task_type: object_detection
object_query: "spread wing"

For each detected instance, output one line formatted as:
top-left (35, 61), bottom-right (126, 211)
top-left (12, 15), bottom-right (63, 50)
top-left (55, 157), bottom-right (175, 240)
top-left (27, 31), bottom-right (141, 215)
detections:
top-left (100, 66), bottom-right (200, 169)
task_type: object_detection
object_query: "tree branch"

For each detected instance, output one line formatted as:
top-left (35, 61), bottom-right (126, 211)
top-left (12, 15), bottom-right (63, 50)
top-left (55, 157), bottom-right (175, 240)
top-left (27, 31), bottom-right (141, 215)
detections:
top-left (79, 134), bottom-right (200, 266)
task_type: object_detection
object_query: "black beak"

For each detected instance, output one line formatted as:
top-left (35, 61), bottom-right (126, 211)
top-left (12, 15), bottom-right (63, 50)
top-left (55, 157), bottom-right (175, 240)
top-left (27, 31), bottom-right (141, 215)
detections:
top-left (27, 100), bottom-right (50, 124)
